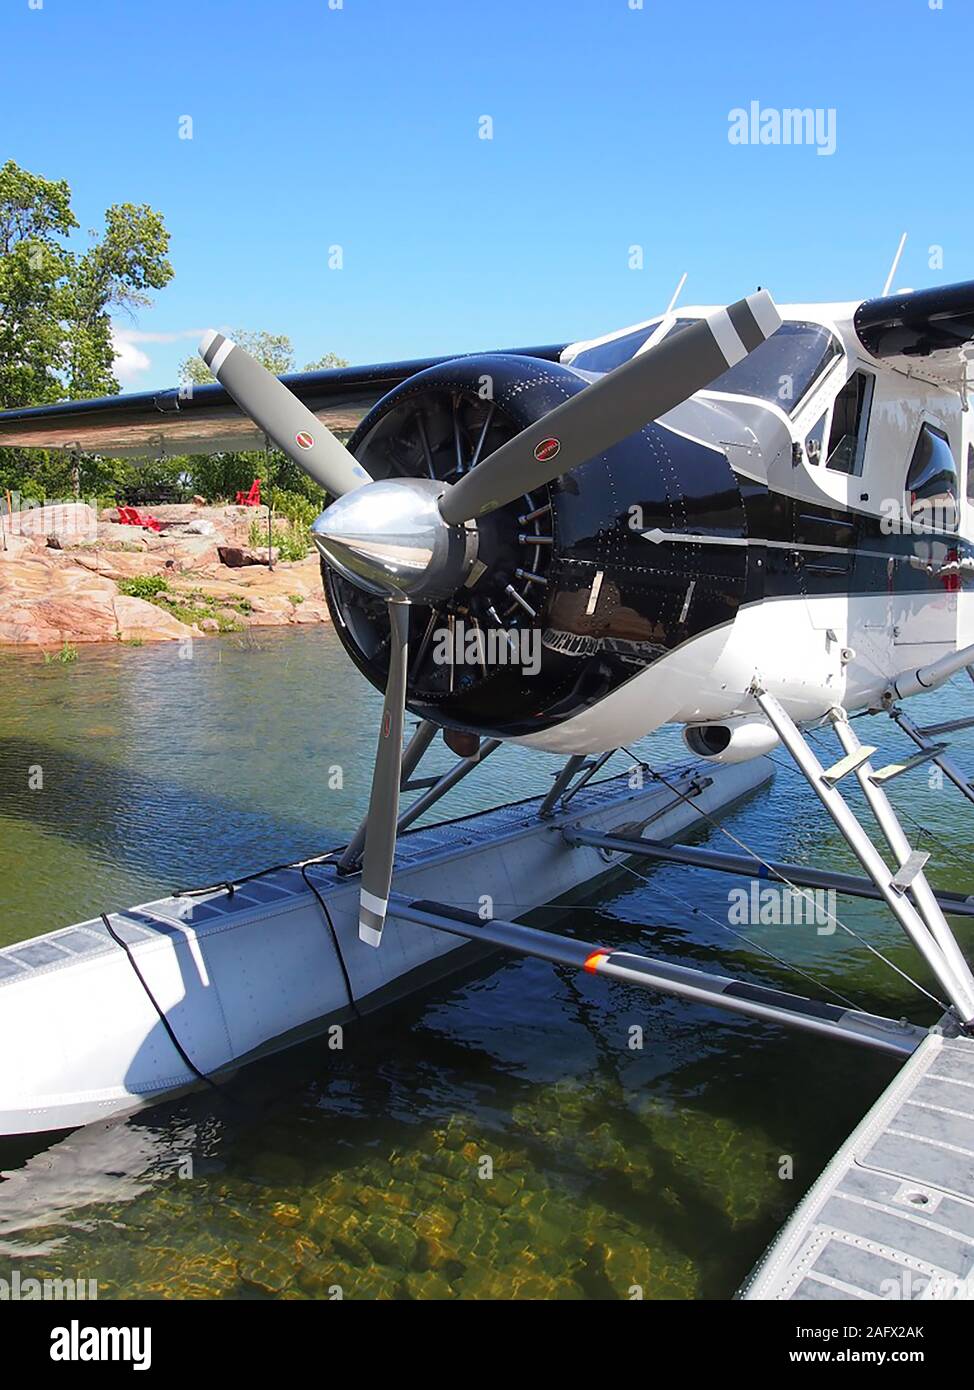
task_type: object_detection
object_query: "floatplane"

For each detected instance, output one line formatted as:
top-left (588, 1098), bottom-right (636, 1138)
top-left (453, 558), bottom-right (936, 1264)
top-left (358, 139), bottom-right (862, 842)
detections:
top-left (2, 278), bottom-right (974, 1140)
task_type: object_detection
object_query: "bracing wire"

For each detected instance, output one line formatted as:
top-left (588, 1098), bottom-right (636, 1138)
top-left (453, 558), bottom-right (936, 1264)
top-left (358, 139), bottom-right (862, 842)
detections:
top-left (619, 747), bottom-right (948, 1013)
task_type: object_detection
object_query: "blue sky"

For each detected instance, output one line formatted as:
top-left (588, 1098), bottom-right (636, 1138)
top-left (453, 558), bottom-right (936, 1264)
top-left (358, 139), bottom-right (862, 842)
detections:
top-left (2, 0), bottom-right (969, 392)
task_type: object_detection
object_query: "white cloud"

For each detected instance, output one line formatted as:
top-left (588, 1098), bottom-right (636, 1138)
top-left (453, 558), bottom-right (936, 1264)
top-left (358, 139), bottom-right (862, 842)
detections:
top-left (111, 329), bottom-right (152, 385)
top-left (110, 325), bottom-right (212, 387)
top-left (114, 327), bottom-right (210, 345)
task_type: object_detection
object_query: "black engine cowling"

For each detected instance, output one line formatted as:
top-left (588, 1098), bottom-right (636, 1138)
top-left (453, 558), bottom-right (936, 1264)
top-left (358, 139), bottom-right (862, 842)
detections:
top-left (322, 354), bottom-right (749, 740)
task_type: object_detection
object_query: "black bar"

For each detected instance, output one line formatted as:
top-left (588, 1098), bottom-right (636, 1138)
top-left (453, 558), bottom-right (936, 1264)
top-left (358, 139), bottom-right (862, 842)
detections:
top-left (567, 828), bottom-right (974, 918)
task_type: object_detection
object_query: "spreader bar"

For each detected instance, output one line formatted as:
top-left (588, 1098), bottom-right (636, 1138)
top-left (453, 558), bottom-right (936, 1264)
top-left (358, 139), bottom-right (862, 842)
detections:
top-left (390, 896), bottom-right (926, 1057)
top-left (564, 828), bottom-right (974, 920)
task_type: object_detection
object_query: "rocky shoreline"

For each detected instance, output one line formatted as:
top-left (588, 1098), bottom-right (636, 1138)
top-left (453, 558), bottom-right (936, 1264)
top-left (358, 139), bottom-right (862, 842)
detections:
top-left (0, 501), bottom-right (331, 648)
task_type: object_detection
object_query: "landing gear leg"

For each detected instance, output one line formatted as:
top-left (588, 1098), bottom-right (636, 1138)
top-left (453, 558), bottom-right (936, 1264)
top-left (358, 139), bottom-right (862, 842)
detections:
top-left (752, 684), bottom-right (974, 1025)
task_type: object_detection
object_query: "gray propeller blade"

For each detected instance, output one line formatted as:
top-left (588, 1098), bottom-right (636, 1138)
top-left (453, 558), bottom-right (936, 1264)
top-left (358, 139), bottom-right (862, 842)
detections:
top-left (198, 330), bottom-right (370, 498)
top-left (438, 290), bottom-right (781, 526)
top-left (358, 600), bottom-right (410, 947)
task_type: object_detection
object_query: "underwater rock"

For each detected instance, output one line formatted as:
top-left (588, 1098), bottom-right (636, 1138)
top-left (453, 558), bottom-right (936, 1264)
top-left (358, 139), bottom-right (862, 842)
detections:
top-left (414, 1233), bottom-right (459, 1273)
top-left (414, 1207), bottom-right (457, 1243)
top-left (481, 1174), bottom-right (521, 1208)
top-left (270, 1202), bottom-right (302, 1228)
top-left (637, 1098), bottom-right (780, 1231)
top-left (399, 1270), bottom-right (456, 1300)
top-left (595, 1225), bottom-right (699, 1301)
top-left (250, 1151), bottom-right (305, 1187)
top-left (237, 1246), bottom-right (295, 1296)
top-left (360, 1217), bottom-right (420, 1270)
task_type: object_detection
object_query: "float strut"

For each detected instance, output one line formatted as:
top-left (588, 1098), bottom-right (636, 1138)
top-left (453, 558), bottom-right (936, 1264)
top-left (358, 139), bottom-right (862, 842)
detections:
top-left (888, 706), bottom-right (974, 807)
top-left (831, 709), bottom-right (974, 1013)
top-left (539, 756), bottom-right (588, 818)
top-left (563, 828), bottom-right (974, 920)
top-left (752, 686), bottom-right (974, 1025)
top-left (390, 895), bottom-right (925, 1058)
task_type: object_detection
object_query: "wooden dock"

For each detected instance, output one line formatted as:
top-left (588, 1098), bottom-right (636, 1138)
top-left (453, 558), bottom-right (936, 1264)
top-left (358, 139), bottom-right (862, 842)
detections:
top-left (741, 1021), bottom-right (974, 1300)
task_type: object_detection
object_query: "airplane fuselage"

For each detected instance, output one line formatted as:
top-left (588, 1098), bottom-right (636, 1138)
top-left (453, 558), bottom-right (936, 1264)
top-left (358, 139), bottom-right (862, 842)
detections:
top-left (325, 291), bottom-right (974, 754)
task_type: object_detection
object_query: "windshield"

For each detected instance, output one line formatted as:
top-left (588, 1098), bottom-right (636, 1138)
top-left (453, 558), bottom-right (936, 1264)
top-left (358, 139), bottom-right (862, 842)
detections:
top-left (570, 318), bottom-right (842, 413)
top-left (569, 322), bottom-right (664, 374)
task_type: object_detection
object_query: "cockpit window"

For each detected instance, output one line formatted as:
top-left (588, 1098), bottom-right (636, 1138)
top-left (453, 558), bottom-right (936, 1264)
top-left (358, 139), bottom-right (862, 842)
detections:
top-left (569, 318), bottom-right (842, 414)
top-left (569, 323), bottom-right (664, 374)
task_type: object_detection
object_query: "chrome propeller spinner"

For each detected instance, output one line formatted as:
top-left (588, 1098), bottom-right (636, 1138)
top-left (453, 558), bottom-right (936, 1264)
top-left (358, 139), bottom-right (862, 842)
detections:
top-left (310, 477), bottom-right (477, 602)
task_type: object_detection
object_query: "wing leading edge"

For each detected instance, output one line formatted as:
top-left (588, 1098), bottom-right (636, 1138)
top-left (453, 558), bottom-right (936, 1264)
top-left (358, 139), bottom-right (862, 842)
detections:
top-left (0, 344), bottom-right (568, 459)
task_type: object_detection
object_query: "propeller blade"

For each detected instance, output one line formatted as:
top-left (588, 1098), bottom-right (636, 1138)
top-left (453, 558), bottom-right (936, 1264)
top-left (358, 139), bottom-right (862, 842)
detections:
top-left (439, 290), bottom-right (781, 526)
top-left (358, 600), bottom-right (410, 947)
top-left (198, 330), bottom-right (370, 498)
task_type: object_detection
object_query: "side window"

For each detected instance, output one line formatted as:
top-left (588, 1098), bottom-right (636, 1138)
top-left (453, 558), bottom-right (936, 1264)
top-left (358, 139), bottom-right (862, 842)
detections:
top-left (825, 370), bottom-right (874, 475)
top-left (907, 423), bottom-right (959, 531)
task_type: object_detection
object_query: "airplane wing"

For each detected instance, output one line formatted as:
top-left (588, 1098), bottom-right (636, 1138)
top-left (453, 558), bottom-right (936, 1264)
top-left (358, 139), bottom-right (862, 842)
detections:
top-left (0, 343), bottom-right (568, 459)
top-left (855, 278), bottom-right (974, 383)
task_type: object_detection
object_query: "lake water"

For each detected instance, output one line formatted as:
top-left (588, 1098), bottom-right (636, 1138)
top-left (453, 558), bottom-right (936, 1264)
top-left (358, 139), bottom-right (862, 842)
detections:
top-left (1, 626), bottom-right (971, 1299)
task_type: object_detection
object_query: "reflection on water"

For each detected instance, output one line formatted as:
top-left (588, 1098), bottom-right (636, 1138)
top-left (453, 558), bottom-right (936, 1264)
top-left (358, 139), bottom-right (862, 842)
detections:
top-left (0, 627), bottom-right (972, 1298)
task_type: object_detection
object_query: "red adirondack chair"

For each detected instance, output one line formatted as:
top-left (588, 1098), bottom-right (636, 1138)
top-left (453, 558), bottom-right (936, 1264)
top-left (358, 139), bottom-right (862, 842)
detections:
top-left (117, 505), bottom-right (163, 533)
top-left (235, 478), bottom-right (261, 506)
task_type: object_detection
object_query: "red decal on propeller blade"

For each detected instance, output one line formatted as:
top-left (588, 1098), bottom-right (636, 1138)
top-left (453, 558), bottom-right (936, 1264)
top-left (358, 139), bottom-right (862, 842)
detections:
top-left (534, 437), bottom-right (560, 463)
top-left (295, 431), bottom-right (314, 450)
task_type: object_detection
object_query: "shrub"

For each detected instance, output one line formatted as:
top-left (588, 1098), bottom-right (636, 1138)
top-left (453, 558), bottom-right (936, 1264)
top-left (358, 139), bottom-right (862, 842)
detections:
top-left (43, 642), bottom-right (78, 664)
top-left (117, 574), bottom-right (171, 599)
top-left (248, 516), bottom-right (310, 562)
top-left (269, 488), bottom-right (321, 529)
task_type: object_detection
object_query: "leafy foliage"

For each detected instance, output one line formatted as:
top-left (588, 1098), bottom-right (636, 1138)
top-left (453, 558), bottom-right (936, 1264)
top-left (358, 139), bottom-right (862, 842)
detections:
top-left (248, 513), bottom-right (311, 562)
top-left (177, 331), bottom-right (348, 388)
top-left (0, 162), bottom-right (349, 511)
top-left (116, 574), bottom-right (171, 599)
top-left (268, 487), bottom-right (320, 529)
top-left (122, 578), bottom-right (244, 633)
top-left (0, 161), bottom-right (173, 406)
top-left (0, 160), bottom-right (173, 500)
top-left (43, 642), bottom-right (78, 664)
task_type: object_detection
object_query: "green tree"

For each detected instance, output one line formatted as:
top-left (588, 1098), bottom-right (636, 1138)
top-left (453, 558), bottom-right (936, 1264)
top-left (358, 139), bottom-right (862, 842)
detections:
top-left (304, 350), bottom-right (351, 371)
top-left (67, 201), bottom-right (174, 397)
top-left (0, 162), bottom-right (76, 409)
top-left (0, 161), bottom-right (173, 408)
top-left (177, 330), bottom-right (348, 386)
top-left (0, 160), bottom-right (174, 499)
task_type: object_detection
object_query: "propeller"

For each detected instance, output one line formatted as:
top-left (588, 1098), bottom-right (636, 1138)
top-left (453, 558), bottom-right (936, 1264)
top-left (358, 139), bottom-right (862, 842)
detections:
top-left (438, 290), bottom-right (781, 525)
top-left (198, 330), bottom-right (370, 499)
top-left (357, 601), bottom-right (409, 947)
top-left (198, 288), bottom-right (781, 949)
